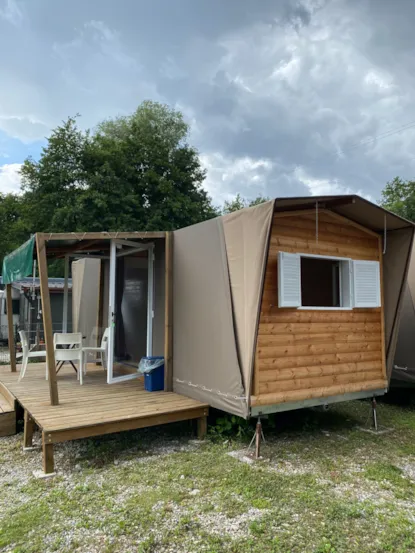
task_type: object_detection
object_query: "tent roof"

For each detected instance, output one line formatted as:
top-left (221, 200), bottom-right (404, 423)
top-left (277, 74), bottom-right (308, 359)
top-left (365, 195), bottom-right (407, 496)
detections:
top-left (272, 195), bottom-right (414, 232)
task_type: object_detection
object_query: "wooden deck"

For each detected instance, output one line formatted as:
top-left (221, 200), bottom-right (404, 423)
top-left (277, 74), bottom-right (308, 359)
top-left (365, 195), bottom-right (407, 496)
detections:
top-left (0, 363), bottom-right (208, 474)
top-left (0, 386), bottom-right (16, 437)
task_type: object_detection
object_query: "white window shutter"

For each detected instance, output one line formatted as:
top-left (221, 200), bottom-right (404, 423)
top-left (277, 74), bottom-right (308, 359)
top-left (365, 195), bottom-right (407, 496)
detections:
top-left (353, 260), bottom-right (381, 308)
top-left (278, 252), bottom-right (301, 308)
top-left (340, 260), bottom-right (352, 308)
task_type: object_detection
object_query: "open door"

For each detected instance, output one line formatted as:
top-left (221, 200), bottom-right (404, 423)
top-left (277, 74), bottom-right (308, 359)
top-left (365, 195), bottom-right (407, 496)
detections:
top-left (107, 239), bottom-right (154, 383)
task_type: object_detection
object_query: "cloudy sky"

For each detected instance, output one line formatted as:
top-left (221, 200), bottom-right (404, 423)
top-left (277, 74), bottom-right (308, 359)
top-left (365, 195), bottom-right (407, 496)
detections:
top-left (0, 0), bottom-right (414, 205)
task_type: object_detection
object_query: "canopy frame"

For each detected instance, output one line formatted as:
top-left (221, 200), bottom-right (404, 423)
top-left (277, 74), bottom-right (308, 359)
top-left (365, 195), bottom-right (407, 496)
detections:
top-left (2, 231), bottom-right (169, 406)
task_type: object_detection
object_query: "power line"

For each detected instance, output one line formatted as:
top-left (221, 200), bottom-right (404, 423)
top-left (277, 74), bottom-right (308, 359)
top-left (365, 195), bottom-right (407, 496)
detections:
top-left (277, 119), bottom-right (415, 181)
top-left (338, 120), bottom-right (415, 156)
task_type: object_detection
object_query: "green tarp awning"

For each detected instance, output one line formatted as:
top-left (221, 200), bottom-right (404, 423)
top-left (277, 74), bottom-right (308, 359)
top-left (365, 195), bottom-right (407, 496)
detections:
top-left (2, 236), bottom-right (35, 284)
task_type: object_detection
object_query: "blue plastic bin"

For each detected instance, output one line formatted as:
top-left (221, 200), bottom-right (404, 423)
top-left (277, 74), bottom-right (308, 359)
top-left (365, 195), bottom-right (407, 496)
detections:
top-left (143, 356), bottom-right (165, 392)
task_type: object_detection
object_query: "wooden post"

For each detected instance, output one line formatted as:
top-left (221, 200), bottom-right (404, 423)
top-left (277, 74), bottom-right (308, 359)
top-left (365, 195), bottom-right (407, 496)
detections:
top-left (197, 415), bottom-right (207, 440)
top-left (164, 232), bottom-right (173, 391)
top-left (6, 284), bottom-right (17, 373)
top-left (36, 234), bottom-right (59, 406)
top-left (23, 410), bottom-right (35, 448)
top-left (42, 432), bottom-right (54, 474)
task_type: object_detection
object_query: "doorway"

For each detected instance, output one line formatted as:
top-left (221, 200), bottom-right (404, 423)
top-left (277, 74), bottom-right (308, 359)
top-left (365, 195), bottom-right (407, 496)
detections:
top-left (107, 239), bottom-right (154, 383)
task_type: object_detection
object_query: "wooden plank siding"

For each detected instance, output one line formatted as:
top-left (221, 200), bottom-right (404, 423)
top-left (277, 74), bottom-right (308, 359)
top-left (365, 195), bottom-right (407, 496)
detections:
top-left (252, 210), bottom-right (387, 405)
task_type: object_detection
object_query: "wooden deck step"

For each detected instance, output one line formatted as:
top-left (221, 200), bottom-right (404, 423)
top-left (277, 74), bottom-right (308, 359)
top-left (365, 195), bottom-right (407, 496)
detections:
top-left (0, 389), bottom-right (16, 437)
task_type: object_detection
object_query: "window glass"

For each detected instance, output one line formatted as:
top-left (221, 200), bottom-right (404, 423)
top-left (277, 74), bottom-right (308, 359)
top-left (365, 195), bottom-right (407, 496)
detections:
top-left (301, 257), bottom-right (340, 307)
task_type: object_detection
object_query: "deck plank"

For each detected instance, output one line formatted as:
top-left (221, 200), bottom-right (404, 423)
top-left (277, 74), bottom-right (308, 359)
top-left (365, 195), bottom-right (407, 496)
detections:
top-left (0, 363), bottom-right (208, 438)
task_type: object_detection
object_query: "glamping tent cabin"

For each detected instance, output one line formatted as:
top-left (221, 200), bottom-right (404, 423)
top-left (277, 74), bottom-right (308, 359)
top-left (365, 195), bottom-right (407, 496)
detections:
top-left (0, 195), bottom-right (413, 472)
top-left (172, 195), bottom-right (414, 419)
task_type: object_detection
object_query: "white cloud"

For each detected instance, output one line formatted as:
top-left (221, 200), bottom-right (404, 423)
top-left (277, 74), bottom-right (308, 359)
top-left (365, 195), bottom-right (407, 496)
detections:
top-left (200, 152), bottom-right (274, 203)
top-left (364, 70), bottom-right (395, 91)
top-left (0, 114), bottom-right (49, 143)
top-left (293, 167), bottom-right (373, 201)
top-left (0, 0), bottom-right (23, 26)
top-left (0, 163), bottom-right (22, 194)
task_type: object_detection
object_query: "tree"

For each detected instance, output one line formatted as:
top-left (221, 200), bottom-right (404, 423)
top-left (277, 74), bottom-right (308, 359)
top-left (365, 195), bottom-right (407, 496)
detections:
top-left (381, 176), bottom-right (415, 221)
top-left (222, 193), bottom-right (270, 214)
top-left (81, 101), bottom-right (216, 230)
top-left (0, 193), bottom-right (29, 264)
top-left (20, 102), bottom-right (216, 233)
top-left (20, 116), bottom-right (89, 232)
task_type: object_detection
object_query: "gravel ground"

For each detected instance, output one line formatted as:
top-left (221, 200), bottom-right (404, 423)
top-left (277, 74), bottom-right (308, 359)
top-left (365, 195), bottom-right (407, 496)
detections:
top-left (1, 399), bottom-right (415, 552)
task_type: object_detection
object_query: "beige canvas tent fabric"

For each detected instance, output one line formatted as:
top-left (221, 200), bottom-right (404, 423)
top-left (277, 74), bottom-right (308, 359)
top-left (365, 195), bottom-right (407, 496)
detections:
top-left (222, 200), bottom-right (275, 396)
top-left (382, 228), bottom-right (414, 378)
top-left (72, 258), bottom-right (100, 346)
top-left (392, 240), bottom-right (415, 384)
top-left (172, 217), bottom-right (248, 417)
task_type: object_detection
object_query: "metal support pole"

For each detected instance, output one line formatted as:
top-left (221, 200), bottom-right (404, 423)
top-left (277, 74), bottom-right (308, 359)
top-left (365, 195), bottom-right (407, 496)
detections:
top-left (107, 240), bottom-right (117, 383)
top-left (62, 255), bottom-right (69, 333)
top-left (146, 245), bottom-right (154, 357)
top-left (371, 397), bottom-right (378, 432)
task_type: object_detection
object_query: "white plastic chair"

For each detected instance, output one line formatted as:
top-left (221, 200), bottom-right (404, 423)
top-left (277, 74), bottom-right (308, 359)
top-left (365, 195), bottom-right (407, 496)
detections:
top-left (82, 328), bottom-right (109, 375)
top-left (18, 330), bottom-right (48, 381)
top-left (54, 332), bottom-right (84, 384)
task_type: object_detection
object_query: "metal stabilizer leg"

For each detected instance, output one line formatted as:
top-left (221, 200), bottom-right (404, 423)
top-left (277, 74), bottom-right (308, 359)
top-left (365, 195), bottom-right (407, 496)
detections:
top-left (372, 397), bottom-right (378, 432)
top-left (248, 417), bottom-right (266, 459)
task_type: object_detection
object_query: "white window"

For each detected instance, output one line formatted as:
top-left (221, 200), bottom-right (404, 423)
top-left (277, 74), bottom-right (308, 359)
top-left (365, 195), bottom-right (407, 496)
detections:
top-left (278, 252), bottom-right (381, 310)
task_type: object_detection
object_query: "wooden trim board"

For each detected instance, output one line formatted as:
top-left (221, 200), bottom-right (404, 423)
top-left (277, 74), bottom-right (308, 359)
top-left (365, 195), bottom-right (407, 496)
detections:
top-left (39, 232), bottom-right (166, 241)
top-left (43, 406), bottom-right (208, 444)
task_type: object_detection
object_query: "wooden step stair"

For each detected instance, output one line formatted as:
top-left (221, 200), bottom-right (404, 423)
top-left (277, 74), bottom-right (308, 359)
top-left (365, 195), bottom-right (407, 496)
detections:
top-left (0, 389), bottom-right (16, 437)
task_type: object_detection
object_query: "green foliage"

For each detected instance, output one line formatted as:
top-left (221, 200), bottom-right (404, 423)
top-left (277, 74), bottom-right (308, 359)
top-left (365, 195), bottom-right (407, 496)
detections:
top-left (315, 540), bottom-right (338, 553)
top-left (1, 102), bottom-right (220, 271)
top-left (381, 176), bottom-right (415, 221)
top-left (222, 193), bottom-right (270, 214)
top-left (20, 102), bottom-right (216, 236)
top-left (20, 115), bottom-right (90, 232)
top-left (0, 193), bottom-right (30, 264)
top-left (210, 414), bottom-right (252, 438)
top-left (248, 520), bottom-right (266, 536)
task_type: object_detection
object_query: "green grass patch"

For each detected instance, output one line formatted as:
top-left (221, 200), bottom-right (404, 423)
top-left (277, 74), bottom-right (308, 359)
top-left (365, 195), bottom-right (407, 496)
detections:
top-left (2, 401), bottom-right (415, 552)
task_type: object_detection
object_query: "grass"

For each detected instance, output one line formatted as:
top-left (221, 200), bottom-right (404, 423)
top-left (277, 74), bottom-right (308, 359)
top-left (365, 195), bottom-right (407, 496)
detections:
top-left (1, 399), bottom-right (415, 552)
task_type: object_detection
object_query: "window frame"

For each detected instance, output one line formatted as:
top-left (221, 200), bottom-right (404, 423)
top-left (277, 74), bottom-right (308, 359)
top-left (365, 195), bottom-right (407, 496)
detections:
top-left (296, 253), bottom-right (353, 311)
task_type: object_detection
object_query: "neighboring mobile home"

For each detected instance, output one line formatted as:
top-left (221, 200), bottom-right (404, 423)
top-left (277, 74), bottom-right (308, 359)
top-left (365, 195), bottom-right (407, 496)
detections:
top-left (0, 277), bottom-right (73, 344)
